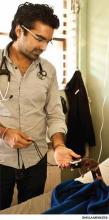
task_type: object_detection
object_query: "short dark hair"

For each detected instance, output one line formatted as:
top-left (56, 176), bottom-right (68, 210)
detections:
top-left (9, 2), bottom-right (60, 41)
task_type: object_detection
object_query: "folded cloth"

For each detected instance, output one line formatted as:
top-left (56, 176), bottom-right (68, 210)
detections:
top-left (43, 179), bottom-right (109, 214)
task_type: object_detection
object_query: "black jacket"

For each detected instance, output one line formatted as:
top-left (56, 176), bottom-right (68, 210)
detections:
top-left (65, 70), bottom-right (96, 156)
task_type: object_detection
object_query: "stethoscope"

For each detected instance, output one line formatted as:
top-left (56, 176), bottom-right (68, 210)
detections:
top-left (37, 62), bottom-right (47, 80)
top-left (0, 51), bottom-right (47, 102)
top-left (0, 52), bottom-right (11, 102)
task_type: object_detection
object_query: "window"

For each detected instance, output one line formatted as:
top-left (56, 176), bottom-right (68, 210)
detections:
top-left (0, 0), bottom-right (78, 88)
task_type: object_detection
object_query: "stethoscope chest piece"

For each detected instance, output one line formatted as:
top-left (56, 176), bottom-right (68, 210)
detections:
top-left (37, 62), bottom-right (47, 80)
top-left (37, 70), bottom-right (47, 80)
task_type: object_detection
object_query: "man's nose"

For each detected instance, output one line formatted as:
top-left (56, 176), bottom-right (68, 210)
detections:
top-left (39, 41), bottom-right (48, 50)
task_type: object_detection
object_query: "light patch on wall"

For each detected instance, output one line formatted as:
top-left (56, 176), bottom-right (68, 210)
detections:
top-left (42, 40), bottom-right (63, 87)
top-left (0, 0), bottom-right (63, 33)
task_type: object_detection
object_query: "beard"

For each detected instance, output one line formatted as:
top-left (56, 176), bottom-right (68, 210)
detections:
top-left (21, 48), bottom-right (43, 61)
top-left (31, 49), bottom-right (43, 59)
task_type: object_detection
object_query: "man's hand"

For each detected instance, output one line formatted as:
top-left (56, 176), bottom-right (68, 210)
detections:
top-left (3, 128), bottom-right (32, 149)
top-left (54, 145), bottom-right (81, 168)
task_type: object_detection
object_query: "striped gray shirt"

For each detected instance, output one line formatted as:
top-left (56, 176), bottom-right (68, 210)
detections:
top-left (0, 45), bottom-right (67, 168)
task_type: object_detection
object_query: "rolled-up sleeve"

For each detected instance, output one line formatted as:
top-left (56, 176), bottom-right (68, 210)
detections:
top-left (45, 69), bottom-right (67, 138)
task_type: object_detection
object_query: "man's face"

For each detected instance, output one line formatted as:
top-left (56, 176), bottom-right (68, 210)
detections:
top-left (15, 21), bottom-right (54, 60)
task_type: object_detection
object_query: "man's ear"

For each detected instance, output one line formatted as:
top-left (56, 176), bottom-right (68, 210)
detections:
top-left (15, 25), bottom-right (23, 38)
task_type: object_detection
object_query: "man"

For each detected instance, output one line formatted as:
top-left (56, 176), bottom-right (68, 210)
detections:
top-left (0, 2), bottom-right (80, 210)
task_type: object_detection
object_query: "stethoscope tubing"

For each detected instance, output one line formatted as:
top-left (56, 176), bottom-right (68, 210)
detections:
top-left (0, 81), bottom-right (10, 102)
top-left (0, 52), bottom-right (47, 102)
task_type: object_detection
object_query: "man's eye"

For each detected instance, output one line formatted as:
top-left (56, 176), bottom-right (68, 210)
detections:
top-left (37, 38), bottom-right (43, 42)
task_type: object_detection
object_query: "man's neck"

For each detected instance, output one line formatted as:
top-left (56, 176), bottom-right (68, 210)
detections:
top-left (9, 43), bottom-right (32, 75)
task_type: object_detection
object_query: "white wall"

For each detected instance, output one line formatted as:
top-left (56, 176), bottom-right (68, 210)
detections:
top-left (79, 0), bottom-right (109, 162)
